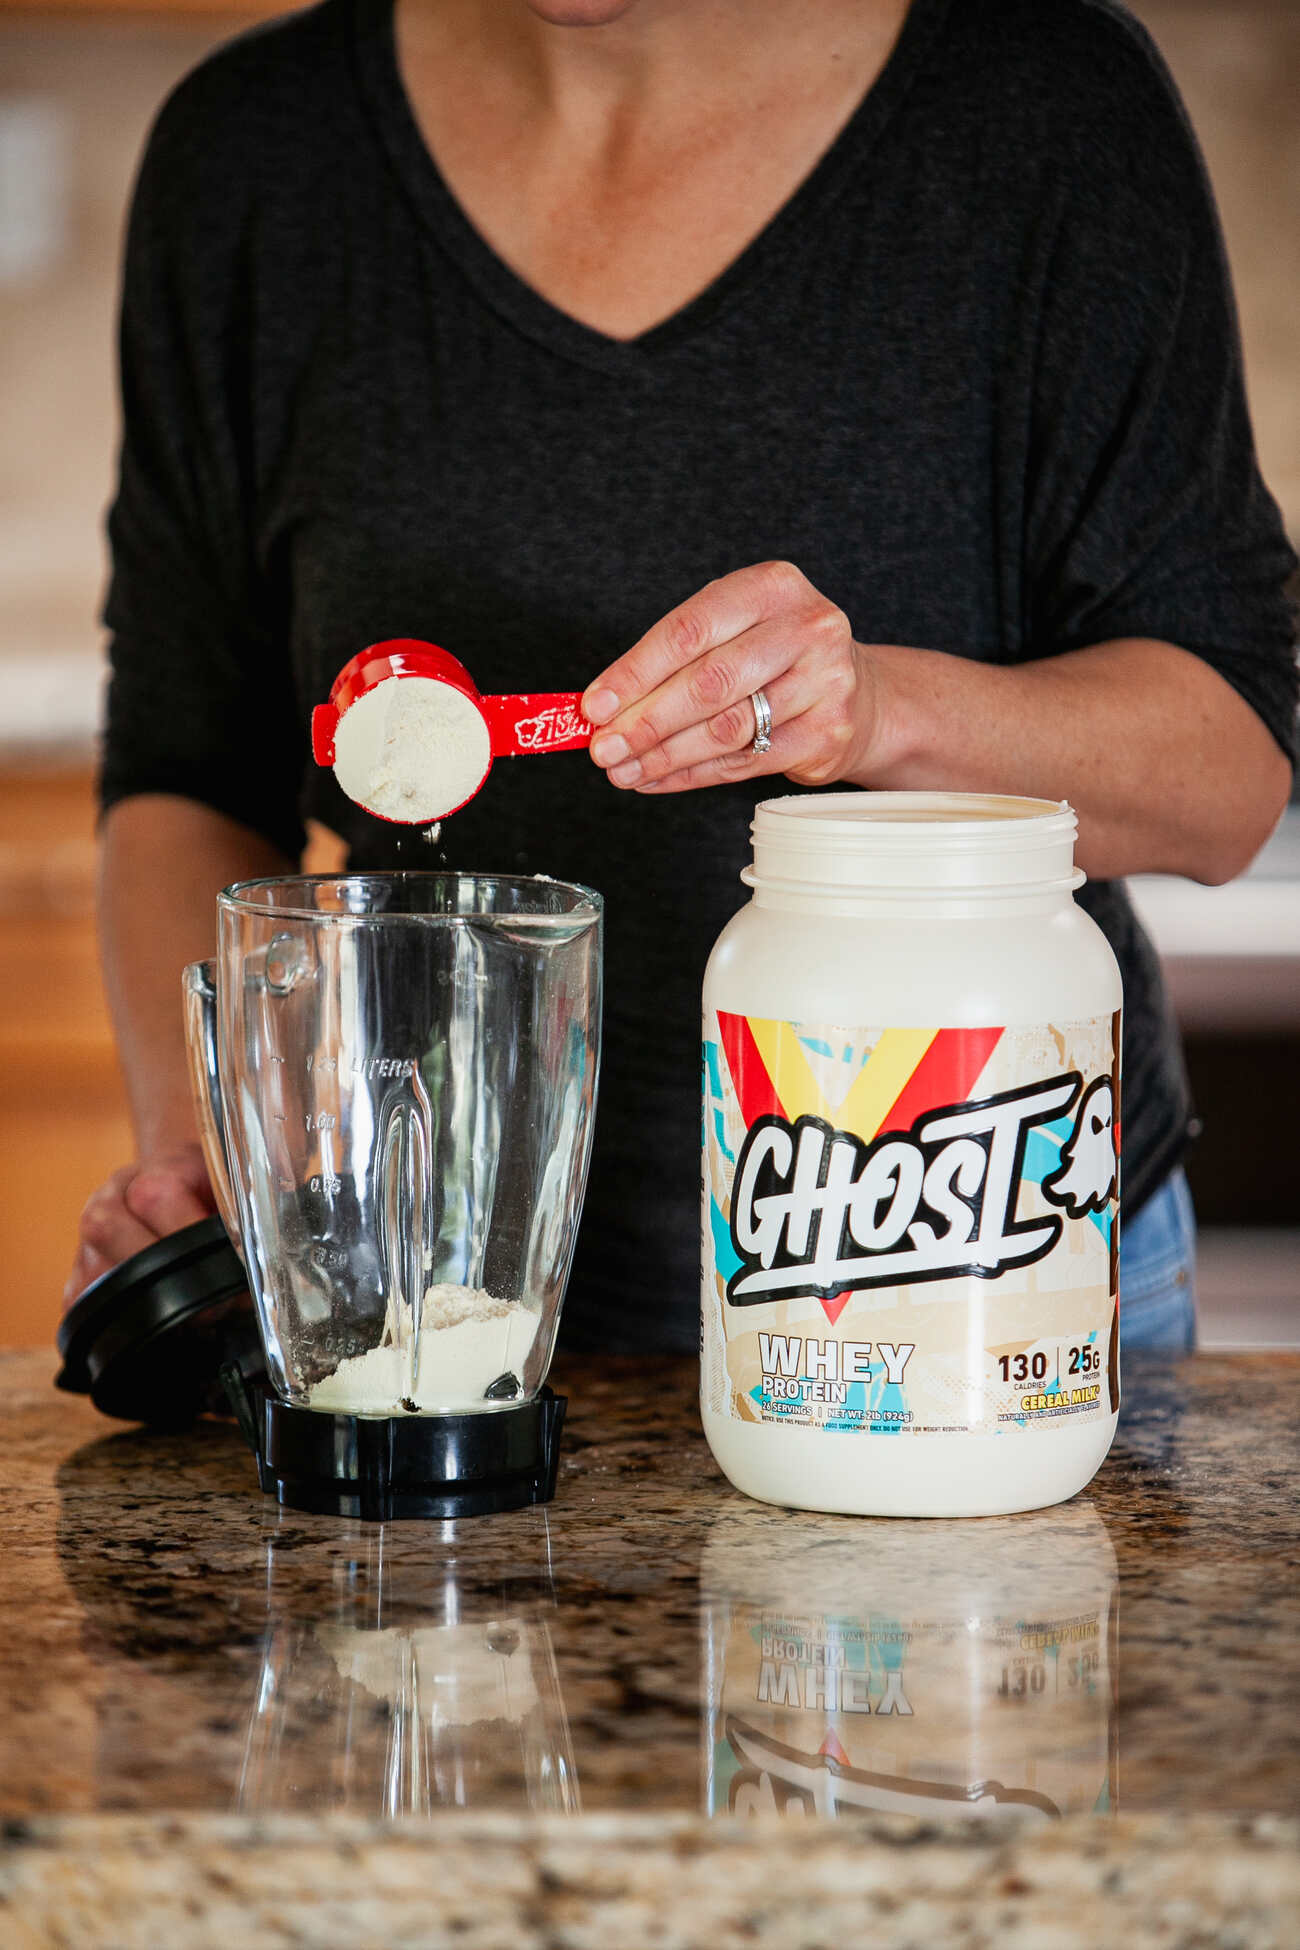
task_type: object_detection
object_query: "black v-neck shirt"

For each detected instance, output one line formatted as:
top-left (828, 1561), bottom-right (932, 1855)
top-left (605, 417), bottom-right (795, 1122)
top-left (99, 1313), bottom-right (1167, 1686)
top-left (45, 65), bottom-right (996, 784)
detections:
top-left (102, 0), bottom-right (1297, 1350)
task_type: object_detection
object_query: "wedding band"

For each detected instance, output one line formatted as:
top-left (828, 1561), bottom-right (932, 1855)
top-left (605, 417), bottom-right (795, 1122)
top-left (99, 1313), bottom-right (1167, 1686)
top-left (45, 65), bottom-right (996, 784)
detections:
top-left (750, 687), bottom-right (773, 755)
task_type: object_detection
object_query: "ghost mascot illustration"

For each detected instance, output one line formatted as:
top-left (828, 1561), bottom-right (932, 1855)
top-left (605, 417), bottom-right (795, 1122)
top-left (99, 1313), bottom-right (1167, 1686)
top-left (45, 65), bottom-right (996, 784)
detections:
top-left (1043, 1078), bottom-right (1117, 1219)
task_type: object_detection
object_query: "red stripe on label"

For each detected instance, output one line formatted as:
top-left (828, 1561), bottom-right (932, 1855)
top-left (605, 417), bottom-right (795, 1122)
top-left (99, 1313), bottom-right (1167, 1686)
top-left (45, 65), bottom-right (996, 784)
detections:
top-left (876, 1026), bottom-right (1004, 1134)
top-left (716, 1011), bottom-right (785, 1126)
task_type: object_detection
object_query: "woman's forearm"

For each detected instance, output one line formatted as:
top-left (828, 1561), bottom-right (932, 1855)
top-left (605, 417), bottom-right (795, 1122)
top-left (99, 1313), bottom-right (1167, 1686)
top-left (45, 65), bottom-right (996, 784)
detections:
top-left (854, 637), bottom-right (1293, 883)
top-left (583, 564), bottom-right (1291, 885)
top-left (97, 794), bottom-right (295, 1156)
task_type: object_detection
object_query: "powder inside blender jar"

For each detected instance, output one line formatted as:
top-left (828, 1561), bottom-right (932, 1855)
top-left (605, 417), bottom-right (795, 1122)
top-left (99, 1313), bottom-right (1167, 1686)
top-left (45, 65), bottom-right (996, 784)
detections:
top-left (306, 1283), bottom-right (540, 1415)
top-left (331, 676), bottom-right (492, 821)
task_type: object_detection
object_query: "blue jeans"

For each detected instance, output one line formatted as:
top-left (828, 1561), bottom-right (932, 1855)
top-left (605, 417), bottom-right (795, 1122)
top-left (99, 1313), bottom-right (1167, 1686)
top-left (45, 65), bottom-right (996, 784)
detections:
top-left (1118, 1167), bottom-right (1197, 1351)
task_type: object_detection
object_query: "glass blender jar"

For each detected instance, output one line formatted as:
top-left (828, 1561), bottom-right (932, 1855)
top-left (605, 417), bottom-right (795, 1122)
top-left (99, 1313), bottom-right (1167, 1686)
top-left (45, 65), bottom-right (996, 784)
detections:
top-left (183, 871), bottom-right (602, 1519)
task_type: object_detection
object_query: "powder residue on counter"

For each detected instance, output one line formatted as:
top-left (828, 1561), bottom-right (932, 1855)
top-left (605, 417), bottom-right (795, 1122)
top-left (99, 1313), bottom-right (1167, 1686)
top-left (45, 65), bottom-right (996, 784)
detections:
top-left (307, 1282), bottom-right (539, 1415)
top-left (331, 676), bottom-right (492, 823)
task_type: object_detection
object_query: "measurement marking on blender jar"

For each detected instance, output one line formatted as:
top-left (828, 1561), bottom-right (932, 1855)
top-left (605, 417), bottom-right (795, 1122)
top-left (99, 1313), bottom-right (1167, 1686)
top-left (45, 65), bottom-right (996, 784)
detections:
top-left (312, 1117), bottom-right (339, 1199)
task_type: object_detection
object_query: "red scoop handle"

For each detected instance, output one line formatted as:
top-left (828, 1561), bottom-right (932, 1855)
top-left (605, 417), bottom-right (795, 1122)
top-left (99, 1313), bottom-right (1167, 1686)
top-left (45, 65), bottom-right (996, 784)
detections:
top-left (478, 691), bottom-right (593, 757)
top-left (311, 641), bottom-right (594, 768)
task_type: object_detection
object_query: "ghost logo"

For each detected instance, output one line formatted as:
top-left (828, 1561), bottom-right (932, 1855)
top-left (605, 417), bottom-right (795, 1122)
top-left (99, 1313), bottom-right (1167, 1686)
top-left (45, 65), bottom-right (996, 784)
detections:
top-left (1042, 1078), bottom-right (1117, 1219)
top-left (726, 1073), bottom-right (1084, 1303)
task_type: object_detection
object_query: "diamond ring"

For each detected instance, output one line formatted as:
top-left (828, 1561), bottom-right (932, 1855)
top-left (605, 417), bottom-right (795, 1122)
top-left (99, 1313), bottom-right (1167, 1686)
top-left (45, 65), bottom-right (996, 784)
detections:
top-left (750, 687), bottom-right (773, 755)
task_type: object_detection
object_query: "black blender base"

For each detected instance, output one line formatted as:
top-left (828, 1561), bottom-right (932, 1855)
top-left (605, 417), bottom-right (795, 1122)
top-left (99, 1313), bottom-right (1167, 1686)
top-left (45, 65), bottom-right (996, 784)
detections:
top-left (221, 1365), bottom-right (565, 1520)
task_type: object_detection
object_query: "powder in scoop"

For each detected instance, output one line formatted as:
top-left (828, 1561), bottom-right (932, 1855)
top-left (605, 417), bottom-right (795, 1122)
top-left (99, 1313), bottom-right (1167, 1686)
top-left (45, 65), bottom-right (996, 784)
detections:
top-left (306, 1282), bottom-right (539, 1416)
top-left (332, 675), bottom-right (492, 822)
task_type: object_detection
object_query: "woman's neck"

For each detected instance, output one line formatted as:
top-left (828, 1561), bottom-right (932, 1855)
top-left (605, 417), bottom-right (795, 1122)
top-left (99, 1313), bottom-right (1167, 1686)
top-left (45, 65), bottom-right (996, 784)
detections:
top-left (398, 0), bottom-right (908, 140)
top-left (394, 0), bottom-right (912, 339)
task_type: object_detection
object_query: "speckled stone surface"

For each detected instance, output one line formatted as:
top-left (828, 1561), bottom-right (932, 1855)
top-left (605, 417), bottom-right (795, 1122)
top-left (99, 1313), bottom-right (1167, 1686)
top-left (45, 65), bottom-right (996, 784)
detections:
top-left (3, 1811), bottom-right (1298, 1949)
top-left (2, 1348), bottom-right (1298, 1945)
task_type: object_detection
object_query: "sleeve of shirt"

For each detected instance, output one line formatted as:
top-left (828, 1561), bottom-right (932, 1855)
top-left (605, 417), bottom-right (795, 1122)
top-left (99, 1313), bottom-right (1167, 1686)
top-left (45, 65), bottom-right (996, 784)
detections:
top-left (99, 72), bottom-right (307, 860)
top-left (1022, 12), bottom-right (1298, 767)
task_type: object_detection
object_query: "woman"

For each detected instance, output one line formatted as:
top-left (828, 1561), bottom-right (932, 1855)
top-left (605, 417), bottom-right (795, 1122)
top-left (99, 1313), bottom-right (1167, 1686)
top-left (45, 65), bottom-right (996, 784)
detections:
top-left (69, 0), bottom-right (1296, 1353)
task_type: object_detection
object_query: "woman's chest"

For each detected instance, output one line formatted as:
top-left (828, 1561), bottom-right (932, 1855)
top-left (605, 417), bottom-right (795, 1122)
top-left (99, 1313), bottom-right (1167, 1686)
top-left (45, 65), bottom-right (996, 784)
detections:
top-left (257, 228), bottom-right (1019, 702)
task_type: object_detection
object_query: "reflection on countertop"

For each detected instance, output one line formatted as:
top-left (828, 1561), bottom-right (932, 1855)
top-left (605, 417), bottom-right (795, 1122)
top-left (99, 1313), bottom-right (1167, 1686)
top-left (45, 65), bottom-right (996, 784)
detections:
top-left (236, 1520), bottom-right (579, 1819)
top-left (3, 1347), bottom-right (1299, 1943)
top-left (701, 1504), bottom-right (1116, 1824)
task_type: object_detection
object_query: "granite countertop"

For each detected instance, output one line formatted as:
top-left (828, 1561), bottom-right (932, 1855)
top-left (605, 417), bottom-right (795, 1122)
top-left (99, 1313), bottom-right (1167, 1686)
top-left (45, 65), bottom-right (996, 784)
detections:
top-left (2, 1346), bottom-right (1298, 1947)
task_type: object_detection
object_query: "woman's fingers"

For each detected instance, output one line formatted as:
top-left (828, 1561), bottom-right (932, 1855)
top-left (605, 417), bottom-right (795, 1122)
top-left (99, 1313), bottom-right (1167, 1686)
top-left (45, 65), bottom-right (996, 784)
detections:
top-left (585, 563), bottom-right (839, 747)
top-left (63, 1144), bottom-right (216, 1308)
top-left (582, 562), bottom-right (793, 729)
top-left (585, 561), bottom-right (862, 789)
top-left (587, 617), bottom-right (777, 774)
top-left (124, 1154), bottom-right (214, 1237)
top-left (633, 703), bottom-right (856, 795)
top-left (66, 1175), bottom-right (157, 1306)
top-left (602, 662), bottom-right (805, 787)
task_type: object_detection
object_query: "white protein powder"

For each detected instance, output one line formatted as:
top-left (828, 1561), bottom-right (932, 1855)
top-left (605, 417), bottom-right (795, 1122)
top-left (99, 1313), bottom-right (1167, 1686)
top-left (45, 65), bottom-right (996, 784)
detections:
top-left (332, 675), bottom-right (492, 822)
top-left (307, 1282), bottom-right (540, 1416)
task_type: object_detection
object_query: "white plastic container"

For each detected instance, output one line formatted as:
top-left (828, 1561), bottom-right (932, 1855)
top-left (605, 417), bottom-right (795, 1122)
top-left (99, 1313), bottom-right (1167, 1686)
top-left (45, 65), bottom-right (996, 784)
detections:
top-left (701, 792), bottom-right (1122, 1517)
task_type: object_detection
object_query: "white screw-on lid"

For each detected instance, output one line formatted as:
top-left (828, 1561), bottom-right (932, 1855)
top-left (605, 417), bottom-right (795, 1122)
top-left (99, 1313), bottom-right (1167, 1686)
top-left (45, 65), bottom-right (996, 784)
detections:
top-left (746, 791), bottom-right (1082, 894)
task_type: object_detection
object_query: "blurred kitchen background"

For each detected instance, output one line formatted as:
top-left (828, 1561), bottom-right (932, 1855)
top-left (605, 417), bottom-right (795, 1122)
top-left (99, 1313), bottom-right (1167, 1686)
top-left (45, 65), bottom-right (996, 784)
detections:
top-left (1, 0), bottom-right (1296, 1348)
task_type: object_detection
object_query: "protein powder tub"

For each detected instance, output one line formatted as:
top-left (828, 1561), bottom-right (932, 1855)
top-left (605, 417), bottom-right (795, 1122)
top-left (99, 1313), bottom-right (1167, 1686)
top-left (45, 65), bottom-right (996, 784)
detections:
top-left (701, 791), bottom-right (1122, 1518)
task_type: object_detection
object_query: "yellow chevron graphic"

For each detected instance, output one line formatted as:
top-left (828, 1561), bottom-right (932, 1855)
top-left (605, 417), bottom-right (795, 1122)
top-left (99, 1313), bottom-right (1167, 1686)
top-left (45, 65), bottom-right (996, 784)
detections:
top-left (744, 1020), bottom-right (937, 1142)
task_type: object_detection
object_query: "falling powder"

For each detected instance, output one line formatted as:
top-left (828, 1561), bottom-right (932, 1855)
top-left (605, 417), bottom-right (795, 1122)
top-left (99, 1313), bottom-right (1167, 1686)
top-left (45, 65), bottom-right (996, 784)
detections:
top-left (307, 1282), bottom-right (540, 1416)
top-left (331, 675), bottom-right (491, 822)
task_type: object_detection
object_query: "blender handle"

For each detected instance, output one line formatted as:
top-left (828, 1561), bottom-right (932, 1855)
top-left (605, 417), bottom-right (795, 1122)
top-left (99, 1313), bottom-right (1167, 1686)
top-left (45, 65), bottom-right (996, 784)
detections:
top-left (181, 959), bottom-right (246, 1257)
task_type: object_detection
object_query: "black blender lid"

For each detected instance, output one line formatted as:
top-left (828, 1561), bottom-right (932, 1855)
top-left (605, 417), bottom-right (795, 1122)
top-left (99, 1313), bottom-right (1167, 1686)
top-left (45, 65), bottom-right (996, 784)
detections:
top-left (56, 1215), bottom-right (258, 1427)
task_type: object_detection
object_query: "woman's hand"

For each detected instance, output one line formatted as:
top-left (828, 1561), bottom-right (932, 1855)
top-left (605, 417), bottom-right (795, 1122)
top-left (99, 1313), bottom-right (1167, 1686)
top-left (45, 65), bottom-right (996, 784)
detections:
top-left (63, 1142), bottom-right (216, 1309)
top-left (580, 567), bottom-right (1291, 882)
top-left (582, 560), bottom-right (879, 794)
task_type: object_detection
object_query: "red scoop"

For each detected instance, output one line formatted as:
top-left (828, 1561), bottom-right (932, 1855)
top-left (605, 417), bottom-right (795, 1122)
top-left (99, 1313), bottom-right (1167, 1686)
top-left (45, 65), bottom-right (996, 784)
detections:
top-left (311, 640), bottom-right (594, 820)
